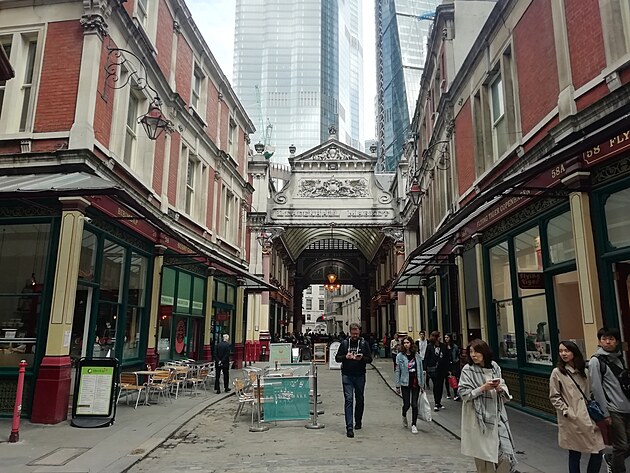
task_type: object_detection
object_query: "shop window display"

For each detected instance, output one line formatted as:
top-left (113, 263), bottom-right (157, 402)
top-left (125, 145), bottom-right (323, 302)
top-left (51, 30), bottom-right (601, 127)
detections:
top-left (489, 242), bottom-right (516, 360)
top-left (547, 212), bottom-right (575, 264)
top-left (0, 223), bottom-right (50, 367)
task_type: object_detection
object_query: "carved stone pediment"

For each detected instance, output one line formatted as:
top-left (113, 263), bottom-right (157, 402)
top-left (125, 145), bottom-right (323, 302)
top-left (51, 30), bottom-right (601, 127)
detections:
top-left (310, 146), bottom-right (354, 161)
top-left (292, 139), bottom-right (373, 163)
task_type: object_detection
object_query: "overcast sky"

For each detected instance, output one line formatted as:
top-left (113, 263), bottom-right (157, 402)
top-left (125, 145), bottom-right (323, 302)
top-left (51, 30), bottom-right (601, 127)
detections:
top-left (186, 0), bottom-right (377, 141)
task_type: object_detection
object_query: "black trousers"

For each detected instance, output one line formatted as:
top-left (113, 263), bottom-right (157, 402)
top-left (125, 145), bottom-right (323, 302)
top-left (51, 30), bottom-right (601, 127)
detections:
top-left (401, 385), bottom-right (420, 426)
top-left (214, 361), bottom-right (229, 392)
top-left (430, 373), bottom-right (445, 407)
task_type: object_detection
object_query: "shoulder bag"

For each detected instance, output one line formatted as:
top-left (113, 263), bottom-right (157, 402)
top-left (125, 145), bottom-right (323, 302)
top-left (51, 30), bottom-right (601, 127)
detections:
top-left (566, 371), bottom-right (606, 423)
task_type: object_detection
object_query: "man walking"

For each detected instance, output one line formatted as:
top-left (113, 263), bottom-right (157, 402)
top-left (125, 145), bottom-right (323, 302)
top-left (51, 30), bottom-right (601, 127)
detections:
top-left (416, 330), bottom-right (428, 360)
top-left (214, 334), bottom-right (232, 394)
top-left (335, 322), bottom-right (372, 438)
top-left (590, 327), bottom-right (630, 472)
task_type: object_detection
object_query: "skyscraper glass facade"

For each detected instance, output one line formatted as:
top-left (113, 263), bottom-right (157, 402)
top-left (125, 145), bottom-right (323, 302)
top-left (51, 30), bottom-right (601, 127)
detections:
top-left (233, 0), bottom-right (363, 164)
top-left (376, 0), bottom-right (439, 172)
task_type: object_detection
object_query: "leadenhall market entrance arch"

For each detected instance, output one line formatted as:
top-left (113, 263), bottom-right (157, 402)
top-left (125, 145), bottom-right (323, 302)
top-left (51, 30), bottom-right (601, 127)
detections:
top-left (246, 129), bottom-right (414, 348)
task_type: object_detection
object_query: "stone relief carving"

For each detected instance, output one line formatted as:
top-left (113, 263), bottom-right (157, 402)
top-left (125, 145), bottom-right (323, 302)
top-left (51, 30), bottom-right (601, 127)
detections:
top-left (310, 146), bottom-right (355, 161)
top-left (297, 177), bottom-right (369, 198)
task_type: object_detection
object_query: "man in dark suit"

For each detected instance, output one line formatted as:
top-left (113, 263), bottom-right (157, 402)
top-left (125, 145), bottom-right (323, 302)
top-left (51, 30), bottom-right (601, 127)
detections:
top-left (214, 334), bottom-right (232, 394)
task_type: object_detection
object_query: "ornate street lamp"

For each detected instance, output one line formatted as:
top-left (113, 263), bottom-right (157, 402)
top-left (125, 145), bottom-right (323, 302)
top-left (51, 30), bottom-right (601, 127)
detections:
top-left (139, 97), bottom-right (173, 140)
top-left (407, 177), bottom-right (423, 206)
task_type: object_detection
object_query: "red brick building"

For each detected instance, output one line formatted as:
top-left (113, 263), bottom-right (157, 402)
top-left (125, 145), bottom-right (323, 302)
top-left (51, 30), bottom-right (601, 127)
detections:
top-left (0, 0), bottom-right (269, 423)
top-left (396, 0), bottom-right (630, 416)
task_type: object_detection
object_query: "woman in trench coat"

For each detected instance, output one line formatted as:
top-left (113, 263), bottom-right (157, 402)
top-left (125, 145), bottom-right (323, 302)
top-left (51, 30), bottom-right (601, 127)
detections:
top-left (549, 340), bottom-right (604, 473)
top-left (458, 339), bottom-right (516, 473)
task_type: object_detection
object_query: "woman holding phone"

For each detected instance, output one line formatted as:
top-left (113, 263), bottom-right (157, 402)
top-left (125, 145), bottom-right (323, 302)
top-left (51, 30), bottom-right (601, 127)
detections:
top-left (458, 339), bottom-right (516, 473)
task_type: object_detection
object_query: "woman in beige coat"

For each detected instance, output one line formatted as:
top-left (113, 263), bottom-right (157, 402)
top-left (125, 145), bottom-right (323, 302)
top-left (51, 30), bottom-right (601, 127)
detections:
top-left (549, 340), bottom-right (604, 473)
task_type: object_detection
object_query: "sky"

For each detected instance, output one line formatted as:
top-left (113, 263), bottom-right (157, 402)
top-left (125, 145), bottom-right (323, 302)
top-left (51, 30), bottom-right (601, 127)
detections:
top-left (186, 0), bottom-right (377, 142)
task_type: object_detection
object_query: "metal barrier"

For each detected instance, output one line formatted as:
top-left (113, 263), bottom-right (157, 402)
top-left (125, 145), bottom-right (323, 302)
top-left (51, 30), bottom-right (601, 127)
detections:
top-left (305, 364), bottom-right (324, 430)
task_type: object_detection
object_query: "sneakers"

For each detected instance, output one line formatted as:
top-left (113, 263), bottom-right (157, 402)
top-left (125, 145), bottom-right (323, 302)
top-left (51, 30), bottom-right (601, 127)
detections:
top-left (446, 395), bottom-right (452, 399)
top-left (453, 396), bottom-right (461, 401)
top-left (411, 425), bottom-right (418, 434)
top-left (346, 430), bottom-right (354, 438)
top-left (434, 406), bottom-right (440, 412)
top-left (402, 416), bottom-right (408, 428)
top-left (604, 453), bottom-right (612, 473)
top-left (440, 404), bottom-right (446, 410)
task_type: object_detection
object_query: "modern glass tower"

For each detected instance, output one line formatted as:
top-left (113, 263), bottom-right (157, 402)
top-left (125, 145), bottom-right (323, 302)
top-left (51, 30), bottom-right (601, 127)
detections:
top-left (233, 0), bottom-right (363, 164)
top-left (376, 0), bottom-right (439, 172)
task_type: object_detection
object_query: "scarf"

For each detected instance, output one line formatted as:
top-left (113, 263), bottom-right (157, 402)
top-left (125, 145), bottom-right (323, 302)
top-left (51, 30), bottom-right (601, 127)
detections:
top-left (460, 363), bottom-right (517, 469)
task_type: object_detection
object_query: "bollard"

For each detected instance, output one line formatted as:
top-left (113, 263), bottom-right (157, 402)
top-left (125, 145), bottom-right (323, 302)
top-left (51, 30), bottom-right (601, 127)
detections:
top-left (9, 360), bottom-right (27, 443)
top-left (305, 364), bottom-right (324, 429)
top-left (249, 372), bottom-right (269, 432)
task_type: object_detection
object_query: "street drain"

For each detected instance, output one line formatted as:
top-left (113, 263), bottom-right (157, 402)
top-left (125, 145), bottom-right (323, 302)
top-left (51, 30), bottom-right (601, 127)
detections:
top-left (28, 447), bottom-right (89, 466)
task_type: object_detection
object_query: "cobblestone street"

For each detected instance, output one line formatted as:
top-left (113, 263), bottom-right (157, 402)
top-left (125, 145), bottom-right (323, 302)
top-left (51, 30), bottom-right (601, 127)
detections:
top-left (127, 365), bottom-right (475, 473)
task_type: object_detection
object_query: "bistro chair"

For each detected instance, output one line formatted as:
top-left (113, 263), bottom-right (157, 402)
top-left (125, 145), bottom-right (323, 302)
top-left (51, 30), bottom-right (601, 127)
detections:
top-left (188, 366), bottom-right (209, 396)
top-left (147, 369), bottom-right (173, 404)
top-left (117, 372), bottom-right (146, 409)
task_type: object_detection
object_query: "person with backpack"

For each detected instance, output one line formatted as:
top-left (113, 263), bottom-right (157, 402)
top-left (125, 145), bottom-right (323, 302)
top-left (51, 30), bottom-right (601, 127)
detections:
top-left (590, 327), bottom-right (630, 472)
top-left (334, 322), bottom-right (373, 438)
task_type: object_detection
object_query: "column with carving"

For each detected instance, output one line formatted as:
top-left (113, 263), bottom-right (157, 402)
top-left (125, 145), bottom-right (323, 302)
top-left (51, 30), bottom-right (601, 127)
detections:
top-left (69, 0), bottom-right (111, 149)
top-left (259, 240), bottom-right (272, 358)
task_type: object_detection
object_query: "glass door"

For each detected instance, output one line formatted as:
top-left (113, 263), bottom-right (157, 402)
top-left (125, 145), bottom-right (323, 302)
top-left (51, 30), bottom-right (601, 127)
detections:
top-left (71, 286), bottom-right (93, 366)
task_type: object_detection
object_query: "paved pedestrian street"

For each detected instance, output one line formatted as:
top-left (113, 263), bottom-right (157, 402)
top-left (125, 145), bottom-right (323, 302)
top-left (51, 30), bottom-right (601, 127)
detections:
top-left (127, 365), bottom-right (475, 473)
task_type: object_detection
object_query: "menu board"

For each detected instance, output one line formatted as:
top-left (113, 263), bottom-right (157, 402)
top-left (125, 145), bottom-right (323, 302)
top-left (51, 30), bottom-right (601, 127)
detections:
top-left (262, 376), bottom-right (310, 422)
top-left (71, 357), bottom-right (119, 428)
top-left (76, 366), bottom-right (115, 416)
top-left (269, 343), bottom-right (292, 365)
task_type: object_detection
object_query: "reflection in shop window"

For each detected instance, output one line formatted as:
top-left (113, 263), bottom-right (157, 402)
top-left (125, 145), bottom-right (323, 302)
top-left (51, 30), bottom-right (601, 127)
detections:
top-left (605, 188), bottom-right (630, 249)
top-left (79, 231), bottom-right (97, 281)
top-left (123, 253), bottom-right (147, 361)
top-left (547, 212), bottom-right (575, 264)
top-left (100, 240), bottom-right (125, 303)
top-left (489, 242), bottom-right (516, 360)
top-left (95, 302), bottom-right (117, 358)
top-left (123, 307), bottom-right (141, 360)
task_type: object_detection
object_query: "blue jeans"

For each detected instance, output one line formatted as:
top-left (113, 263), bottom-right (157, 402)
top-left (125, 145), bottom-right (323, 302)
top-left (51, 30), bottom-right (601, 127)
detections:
top-left (342, 373), bottom-right (366, 431)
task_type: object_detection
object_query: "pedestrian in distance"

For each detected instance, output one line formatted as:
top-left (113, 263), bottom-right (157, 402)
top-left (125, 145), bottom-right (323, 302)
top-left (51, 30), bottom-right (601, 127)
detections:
top-left (424, 330), bottom-right (450, 411)
top-left (395, 336), bottom-right (425, 434)
top-left (334, 322), bottom-right (373, 438)
top-left (458, 338), bottom-right (517, 473)
top-left (549, 340), bottom-right (604, 473)
top-left (214, 334), bottom-right (232, 394)
top-left (444, 333), bottom-right (461, 401)
top-left (416, 330), bottom-right (428, 360)
top-left (589, 327), bottom-right (630, 472)
top-left (390, 334), bottom-right (401, 371)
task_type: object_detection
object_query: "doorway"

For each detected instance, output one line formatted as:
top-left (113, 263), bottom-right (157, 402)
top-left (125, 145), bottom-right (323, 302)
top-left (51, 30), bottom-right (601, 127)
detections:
top-left (614, 262), bottom-right (630, 355)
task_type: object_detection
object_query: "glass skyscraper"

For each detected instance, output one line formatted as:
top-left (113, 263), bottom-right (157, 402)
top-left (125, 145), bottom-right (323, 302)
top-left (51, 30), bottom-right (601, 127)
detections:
top-left (233, 0), bottom-right (364, 165)
top-left (376, 0), bottom-right (439, 172)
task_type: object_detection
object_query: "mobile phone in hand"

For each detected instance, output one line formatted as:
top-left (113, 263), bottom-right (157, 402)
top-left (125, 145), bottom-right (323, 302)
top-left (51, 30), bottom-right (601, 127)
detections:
top-left (354, 353), bottom-right (363, 359)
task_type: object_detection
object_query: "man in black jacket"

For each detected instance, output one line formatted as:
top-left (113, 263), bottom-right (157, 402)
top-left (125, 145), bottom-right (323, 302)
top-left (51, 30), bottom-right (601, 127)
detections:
top-left (214, 334), bottom-right (232, 394)
top-left (335, 322), bottom-right (372, 438)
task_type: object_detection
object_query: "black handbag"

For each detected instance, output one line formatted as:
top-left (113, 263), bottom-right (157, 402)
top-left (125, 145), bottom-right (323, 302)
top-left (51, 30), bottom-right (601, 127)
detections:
top-left (566, 371), bottom-right (606, 422)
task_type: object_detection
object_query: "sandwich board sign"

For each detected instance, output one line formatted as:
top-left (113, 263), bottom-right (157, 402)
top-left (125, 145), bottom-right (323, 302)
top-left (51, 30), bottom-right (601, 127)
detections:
top-left (71, 357), bottom-right (119, 428)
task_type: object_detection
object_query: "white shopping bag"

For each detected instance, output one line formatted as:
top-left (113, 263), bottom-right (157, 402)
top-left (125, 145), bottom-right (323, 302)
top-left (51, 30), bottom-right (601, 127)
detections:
top-left (418, 390), bottom-right (432, 422)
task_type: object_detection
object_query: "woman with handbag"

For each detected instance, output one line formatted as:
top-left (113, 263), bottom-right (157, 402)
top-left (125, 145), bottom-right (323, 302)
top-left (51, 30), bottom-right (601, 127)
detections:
top-left (549, 340), bottom-right (604, 473)
top-left (458, 339), bottom-right (517, 473)
top-left (394, 336), bottom-right (425, 434)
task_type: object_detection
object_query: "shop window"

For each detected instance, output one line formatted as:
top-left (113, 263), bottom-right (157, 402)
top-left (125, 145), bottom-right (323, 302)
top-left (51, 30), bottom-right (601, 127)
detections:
top-left (553, 271), bottom-right (585, 353)
top-left (176, 272), bottom-right (192, 313)
top-left (192, 277), bottom-right (204, 316)
top-left (122, 306), bottom-right (142, 360)
top-left (605, 188), bottom-right (630, 249)
top-left (515, 227), bottom-right (551, 366)
top-left (0, 223), bottom-right (50, 367)
top-left (95, 302), bottom-right (117, 358)
top-left (547, 211), bottom-right (575, 264)
top-left (128, 253), bottom-right (147, 306)
top-left (226, 285), bottom-right (235, 305)
top-left (100, 240), bottom-right (125, 303)
top-left (78, 230), bottom-right (97, 281)
top-left (123, 253), bottom-right (147, 361)
top-left (489, 242), bottom-right (516, 361)
top-left (160, 267), bottom-right (176, 306)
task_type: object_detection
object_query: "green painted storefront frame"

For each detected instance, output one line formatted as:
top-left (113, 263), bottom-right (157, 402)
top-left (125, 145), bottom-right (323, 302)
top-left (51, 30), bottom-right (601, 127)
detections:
top-left (482, 200), bottom-right (574, 418)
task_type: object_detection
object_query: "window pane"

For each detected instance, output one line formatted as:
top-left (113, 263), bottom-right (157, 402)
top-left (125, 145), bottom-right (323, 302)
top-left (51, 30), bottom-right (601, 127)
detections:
top-left (495, 299), bottom-right (516, 360)
top-left (514, 227), bottom-right (543, 297)
top-left (522, 294), bottom-right (552, 365)
top-left (306, 299), bottom-right (312, 310)
top-left (79, 231), bottom-right (97, 281)
top-left (157, 312), bottom-right (171, 360)
top-left (547, 212), bottom-right (575, 264)
top-left (192, 277), bottom-right (204, 315)
top-left (160, 267), bottom-right (175, 306)
top-left (491, 76), bottom-right (504, 122)
top-left (554, 271), bottom-right (585, 353)
top-left (19, 40), bottom-right (37, 132)
top-left (176, 272), bottom-right (191, 313)
top-left (489, 242), bottom-right (511, 300)
top-left (128, 253), bottom-right (147, 306)
top-left (605, 188), bottom-right (630, 248)
top-left (95, 302), bottom-right (117, 358)
top-left (122, 306), bottom-right (142, 360)
top-left (0, 223), bottom-right (51, 293)
top-left (127, 93), bottom-right (139, 128)
top-left (100, 240), bottom-right (125, 302)
top-left (226, 285), bottom-right (235, 305)
top-left (318, 299), bottom-right (324, 310)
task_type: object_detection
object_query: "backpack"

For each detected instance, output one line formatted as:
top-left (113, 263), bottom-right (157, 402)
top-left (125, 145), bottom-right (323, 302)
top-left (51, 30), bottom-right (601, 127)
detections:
top-left (596, 354), bottom-right (630, 401)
